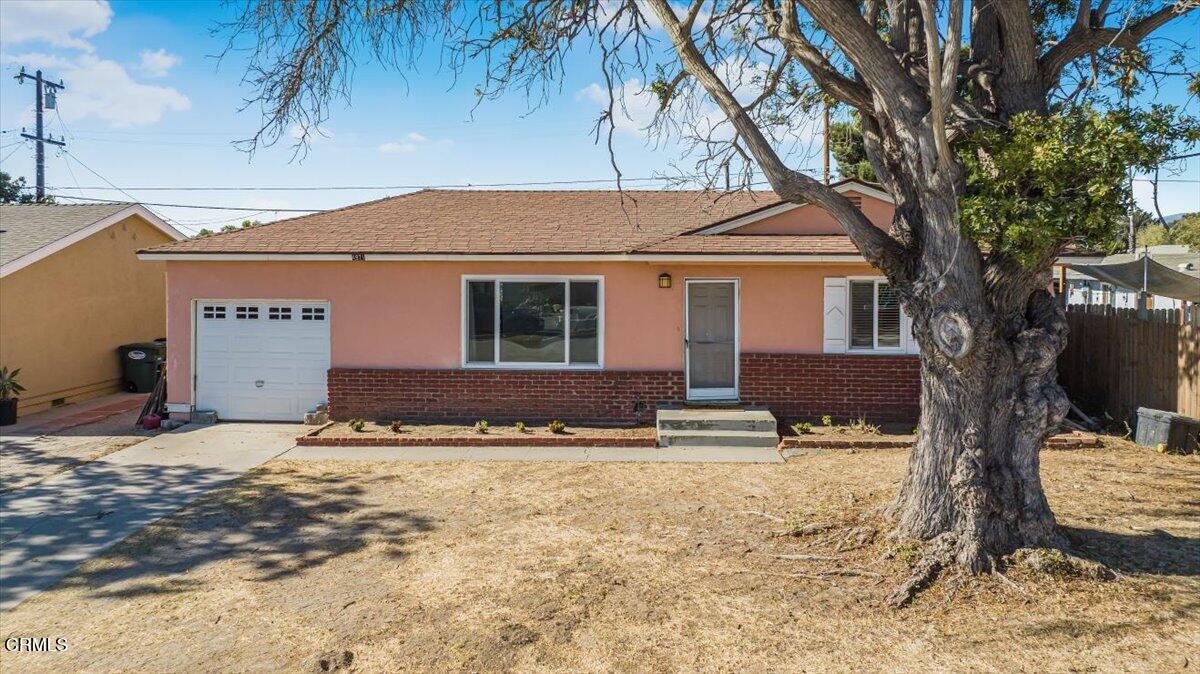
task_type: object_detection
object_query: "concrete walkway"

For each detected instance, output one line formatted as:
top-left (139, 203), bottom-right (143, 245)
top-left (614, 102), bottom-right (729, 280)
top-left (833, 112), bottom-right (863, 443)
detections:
top-left (282, 444), bottom-right (784, 463)
top-left (0, 423), bottom-right (299, 612)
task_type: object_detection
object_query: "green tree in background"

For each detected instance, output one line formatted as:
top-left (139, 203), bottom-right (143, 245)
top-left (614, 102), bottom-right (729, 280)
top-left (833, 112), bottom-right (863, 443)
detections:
top-left (0, 172), bottom-right (43, 204)
top-left (829, 115), bottom-right (875, 183)
top-left (1139, 212), bottom-right (1200, 250)
top-left (194, 220), bottom-right (262, 239)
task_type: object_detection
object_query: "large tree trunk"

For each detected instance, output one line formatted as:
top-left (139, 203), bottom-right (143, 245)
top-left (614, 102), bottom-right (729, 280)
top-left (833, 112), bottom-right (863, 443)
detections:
top-left (887, 289), bottom-right (1071, 572)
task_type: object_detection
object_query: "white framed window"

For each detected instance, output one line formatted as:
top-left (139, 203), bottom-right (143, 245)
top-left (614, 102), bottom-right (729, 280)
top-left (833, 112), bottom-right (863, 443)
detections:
top-left (301, 306), bottom-right (326, 321)
top-left (267, 306), bottom-right (293, 320)
top-left (848, 278), bottom-right (902, 351)
top-left (462, 275), bottom-right (603, 369)
top-left (824, 277), bottom-right (916, 354)
top-left (202, 305), bottom-right (226, 319)
top-left (235, 305), bottom-right (259, 320)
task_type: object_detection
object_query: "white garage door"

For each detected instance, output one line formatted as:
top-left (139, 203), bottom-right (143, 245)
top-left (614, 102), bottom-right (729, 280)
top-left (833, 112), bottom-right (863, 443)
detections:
top-left (195, 301), bottom-right (330, 421)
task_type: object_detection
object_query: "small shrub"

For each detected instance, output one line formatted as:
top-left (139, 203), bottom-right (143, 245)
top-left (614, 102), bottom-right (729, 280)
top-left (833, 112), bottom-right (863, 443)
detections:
top-left (548, 420), bottom-right (566, 434)
top-left (791, 421), bottom-right (813, 435)
top-left (912, 426), bottom-right (920, 438)
top-left (847, 417), bottom-right (881, 435)
top-left (474, 420), bottom-right (489, 434)
top-left (821, 414), bottom-right (833, 427)
top-left (348, 418), bottom-right (366, 432)
top-left (515, 421), bottom-right (527, 433)
top-left (389, 420), bottom-right (404, 433)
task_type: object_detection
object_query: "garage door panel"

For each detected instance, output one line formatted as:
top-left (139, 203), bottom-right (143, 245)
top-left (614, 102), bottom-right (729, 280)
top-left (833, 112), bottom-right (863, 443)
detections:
top-left (195, 301), bottom-right (330, 421)
top-left (295, 367), bottom-right (327, 386)
top-left (230, 338), bottom-right (264, 354)
top-left (198, 334), bottom-right (232, 354)
top-left (198, 363), bottom-right (230, 385)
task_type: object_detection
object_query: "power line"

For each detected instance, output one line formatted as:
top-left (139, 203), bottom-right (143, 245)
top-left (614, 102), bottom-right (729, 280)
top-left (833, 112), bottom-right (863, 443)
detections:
top-left (1, 140), bottom-right (28, 165)
top-left (43, 193), bottom-right (322, 213)
top-left (60, 149), bottom-right (140, 203)
top-left (39, 175), bottom-right (717, 192)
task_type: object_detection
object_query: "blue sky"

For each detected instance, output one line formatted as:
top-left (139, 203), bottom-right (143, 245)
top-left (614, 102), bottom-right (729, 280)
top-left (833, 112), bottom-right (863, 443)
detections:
top-left (1, 0), bottom-right (1196, 236)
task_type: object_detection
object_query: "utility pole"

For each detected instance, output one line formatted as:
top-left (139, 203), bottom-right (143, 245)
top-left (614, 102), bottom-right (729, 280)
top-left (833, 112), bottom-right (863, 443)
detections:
top-left (822, 101), bottom-right (831, 185)
top-left (15, 67), bottom-right (66, 202)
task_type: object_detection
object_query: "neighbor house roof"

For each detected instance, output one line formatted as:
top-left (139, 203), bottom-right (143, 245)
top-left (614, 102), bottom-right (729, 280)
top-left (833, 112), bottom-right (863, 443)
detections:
top-left (1, 203), bottom-right (185, 276)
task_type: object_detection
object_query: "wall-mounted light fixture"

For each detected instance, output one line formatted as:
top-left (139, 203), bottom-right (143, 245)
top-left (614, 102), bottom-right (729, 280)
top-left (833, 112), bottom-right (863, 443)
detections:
top-left (658, 272), bottom-right (672, 289)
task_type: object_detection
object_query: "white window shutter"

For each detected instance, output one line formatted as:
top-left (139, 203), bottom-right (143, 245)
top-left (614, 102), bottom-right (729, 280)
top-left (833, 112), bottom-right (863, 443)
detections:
top-left (902, 307), bottom-right (920, 354)
top-left (823, 277), bottom-right (847, 353)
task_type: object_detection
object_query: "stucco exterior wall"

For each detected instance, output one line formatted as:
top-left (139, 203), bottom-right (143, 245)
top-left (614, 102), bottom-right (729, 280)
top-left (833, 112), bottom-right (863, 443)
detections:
top-left (731, 190), bottom-right (893, 235)
top-left (163, 259), bottom-right (882, 407)
top-left (0, 214), bottom-right (174, 413)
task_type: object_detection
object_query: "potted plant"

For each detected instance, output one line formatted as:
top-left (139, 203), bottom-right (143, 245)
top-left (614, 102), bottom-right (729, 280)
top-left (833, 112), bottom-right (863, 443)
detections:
top-left (0, 367), bottom-right (26, 426)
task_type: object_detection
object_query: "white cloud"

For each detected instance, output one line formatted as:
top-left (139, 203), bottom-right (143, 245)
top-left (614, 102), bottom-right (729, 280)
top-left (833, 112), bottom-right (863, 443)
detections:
top-left (289, 123), bottom-right (334, 143)
top-left (2, 52), bottom-right (191, 127)
top-left (578, 78), bottom-right (659, 135)
top-left (378, 132), bottom-right (433, 154)
top-left (378, 141), bottom-right (417, 154)
top-left (137, 48), bottom-right (180, 78)
top-left (0, 1), bottom-right (112, 51)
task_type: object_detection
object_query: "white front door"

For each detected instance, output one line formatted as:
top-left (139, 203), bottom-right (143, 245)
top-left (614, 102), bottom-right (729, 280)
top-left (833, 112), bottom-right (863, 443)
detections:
top-left (194, 301), bottom-right (330, 421)
top-left (685, 280), bottom-right (739, 401)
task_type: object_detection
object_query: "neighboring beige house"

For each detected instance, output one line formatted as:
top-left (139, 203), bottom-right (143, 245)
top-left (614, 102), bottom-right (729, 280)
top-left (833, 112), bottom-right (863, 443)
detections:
top-left (0, 203), bottom-right (184, 414)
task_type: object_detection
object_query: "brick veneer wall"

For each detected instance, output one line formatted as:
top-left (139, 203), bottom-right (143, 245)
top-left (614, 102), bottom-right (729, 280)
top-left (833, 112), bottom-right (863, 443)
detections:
top-left (739, 352), bottom-right (920, 423)
top-left (327, 353), bottom-right (921, 424)
top-left (327, 368), bottom-right (685, 424)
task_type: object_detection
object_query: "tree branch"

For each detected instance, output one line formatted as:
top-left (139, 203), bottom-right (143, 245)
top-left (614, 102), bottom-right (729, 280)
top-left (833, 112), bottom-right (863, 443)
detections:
top-left (795, 0), bottom-right (926, 115)
top-left (645, 0), bottom-right (907, 272)
top-left (1041, 3), bottom-right (1195, 91)
top-left (760, 0), bottom-right (873, 110)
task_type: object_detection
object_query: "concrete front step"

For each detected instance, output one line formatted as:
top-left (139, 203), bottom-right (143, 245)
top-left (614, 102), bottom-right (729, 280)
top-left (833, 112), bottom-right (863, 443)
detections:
top-left (657, 428), bottom-right (780, 448)
top-left (656, 408), bottom-right (777, 433)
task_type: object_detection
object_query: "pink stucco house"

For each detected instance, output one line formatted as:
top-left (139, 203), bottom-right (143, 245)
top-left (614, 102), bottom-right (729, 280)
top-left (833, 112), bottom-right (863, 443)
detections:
top-left (138, 179), bottom-right (920, 424)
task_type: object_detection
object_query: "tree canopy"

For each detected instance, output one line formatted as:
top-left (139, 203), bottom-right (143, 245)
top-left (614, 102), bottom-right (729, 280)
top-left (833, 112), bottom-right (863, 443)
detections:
top-left (0, 172), bottom-right (42, 204)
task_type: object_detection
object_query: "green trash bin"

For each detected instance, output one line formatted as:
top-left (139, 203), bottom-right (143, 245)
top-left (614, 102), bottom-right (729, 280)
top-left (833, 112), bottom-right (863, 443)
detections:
top-left (118, 341), bottom-right (166, 393)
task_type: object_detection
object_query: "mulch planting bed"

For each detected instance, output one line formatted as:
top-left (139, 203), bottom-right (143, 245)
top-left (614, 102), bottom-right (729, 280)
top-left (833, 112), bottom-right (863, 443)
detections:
top-left (299, 421), bottom-right (657, 447)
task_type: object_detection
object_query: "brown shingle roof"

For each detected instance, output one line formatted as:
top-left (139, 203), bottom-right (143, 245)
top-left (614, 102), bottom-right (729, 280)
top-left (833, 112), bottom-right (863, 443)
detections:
top-left (141, 188), bottom-right (861, 257)
top-left (634, 234), bottom-right (859, 255)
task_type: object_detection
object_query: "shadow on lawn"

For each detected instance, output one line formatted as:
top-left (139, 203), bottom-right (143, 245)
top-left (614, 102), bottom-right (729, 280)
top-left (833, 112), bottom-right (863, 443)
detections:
top-left (49, 465), bottom-right (435, 600)
top-left (1064, 525), bottom-right (1200, 576)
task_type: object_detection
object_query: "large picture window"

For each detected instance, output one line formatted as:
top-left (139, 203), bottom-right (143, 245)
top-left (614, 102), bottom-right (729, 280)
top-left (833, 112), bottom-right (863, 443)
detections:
top-left (465, 277), bottom-right (602, 367)
top-left (849, 279), bottom-right (901, 351)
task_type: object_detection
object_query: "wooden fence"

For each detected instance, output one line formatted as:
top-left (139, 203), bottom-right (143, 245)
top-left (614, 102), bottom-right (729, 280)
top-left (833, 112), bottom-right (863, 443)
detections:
top-left (1058, 305), bottom-right (1200, 424)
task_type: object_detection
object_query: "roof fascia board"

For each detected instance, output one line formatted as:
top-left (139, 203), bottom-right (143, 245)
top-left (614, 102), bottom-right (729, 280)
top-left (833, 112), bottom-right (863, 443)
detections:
top-left (137, 252), bottom-right (870, 263)
top-left (1, 205), bottom-right (185, 278)
top-left (693, 180), bottom-right (896, 236)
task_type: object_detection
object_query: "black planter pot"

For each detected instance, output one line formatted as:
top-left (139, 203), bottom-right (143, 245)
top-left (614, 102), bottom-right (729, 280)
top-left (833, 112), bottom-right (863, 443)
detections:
top-left (0, 398), bottom-right (16, 426)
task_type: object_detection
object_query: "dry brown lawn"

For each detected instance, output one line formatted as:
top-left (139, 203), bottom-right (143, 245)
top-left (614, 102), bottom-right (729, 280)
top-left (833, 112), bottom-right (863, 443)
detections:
top-left (2, 440), bottom-right (1196, 673)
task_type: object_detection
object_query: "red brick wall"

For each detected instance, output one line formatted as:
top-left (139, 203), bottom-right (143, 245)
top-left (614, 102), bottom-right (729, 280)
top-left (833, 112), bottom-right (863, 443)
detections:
top-left (327, 368), bottom-right (685, 424)
top-left (739, 353), bottom-right (920, 423)
top-left (327, 353), bottom-right (920, 424)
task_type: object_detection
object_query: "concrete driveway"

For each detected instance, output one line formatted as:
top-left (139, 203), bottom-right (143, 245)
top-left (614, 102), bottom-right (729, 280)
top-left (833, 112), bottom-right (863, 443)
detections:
top-left (0, 423), bottom-right (299, 611)
top-left (1, 393), bottom-right (157, 492)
